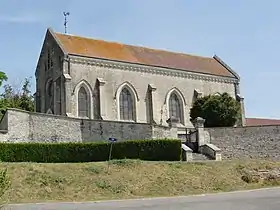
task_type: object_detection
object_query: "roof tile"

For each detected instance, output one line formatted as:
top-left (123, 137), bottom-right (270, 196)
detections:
top-left (54, 32), bottom-right (235, 77)
top-left (246, 118), bottom-right (280, 126)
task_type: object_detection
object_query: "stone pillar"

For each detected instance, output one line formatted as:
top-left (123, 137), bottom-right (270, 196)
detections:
top-left (60, 80), bottom-right (65, 115)
top-left (162, 117), bottom-right (179, 139)
top-left (63, 74), bottom-right (72, 116)
top-left (148, 84), bottom-right (157, 124)
top-left (62, 56), bottom-right (72, 116)
top-left (235, 82), bottom-right (246, 127)
top-left (97, 78), bottom-right (106, 120)
top-left (166, 116), bottom-right (179, 128)
top-left (237, 94), bottom-right (246, 127)
top-left (193, 117), bottom-right (206, 147)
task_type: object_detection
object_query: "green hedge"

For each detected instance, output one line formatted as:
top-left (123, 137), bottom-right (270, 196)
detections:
top-left (0, 139), bottom-right (181, 163)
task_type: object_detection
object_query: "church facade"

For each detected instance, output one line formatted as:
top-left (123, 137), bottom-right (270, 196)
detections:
top-left (34, 28), bottom-right (246, 129)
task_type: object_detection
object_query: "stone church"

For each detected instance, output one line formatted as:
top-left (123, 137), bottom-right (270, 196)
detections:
top-left (34, 28), bottom-right (246, 131)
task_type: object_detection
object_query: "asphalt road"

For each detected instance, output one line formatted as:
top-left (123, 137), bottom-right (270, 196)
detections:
top-left (4, 187), bottom-right (280, 210)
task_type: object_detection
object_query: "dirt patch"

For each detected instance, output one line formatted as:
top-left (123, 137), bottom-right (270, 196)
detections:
top-left (241, 167), bottom-right (280, 185)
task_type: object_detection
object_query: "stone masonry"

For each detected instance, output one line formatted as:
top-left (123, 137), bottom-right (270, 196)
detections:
top-left (0, 109), bottom-right (177, 143)
top-left (206, 125), bottom-right (280, 160)
top-left (1, 109), bottom-right (280, 162)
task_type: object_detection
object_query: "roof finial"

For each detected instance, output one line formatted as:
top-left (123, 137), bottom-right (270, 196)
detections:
top-left (63, 12), bottom-right (70, 34)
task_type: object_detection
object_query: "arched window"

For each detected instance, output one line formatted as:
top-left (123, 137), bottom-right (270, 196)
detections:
top-left (119, 87), bottom-right (135, 121)
top-left (78, 86), bottom-right (89, 117)
top-left (169, 93), bottom-right (182, 123)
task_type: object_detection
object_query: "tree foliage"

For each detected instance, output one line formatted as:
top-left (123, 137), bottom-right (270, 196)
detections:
top-left (190, 92), bottom-right (241, 127)
top-left (0, 77), bottom-right (34, 116)
top-left (0, 71), bottom-right (8, 88)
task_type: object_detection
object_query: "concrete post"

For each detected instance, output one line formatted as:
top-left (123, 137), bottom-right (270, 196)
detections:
top-left (193, 117), bottom-right (206, 148)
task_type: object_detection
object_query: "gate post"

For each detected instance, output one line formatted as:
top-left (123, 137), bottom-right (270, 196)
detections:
top-left (193, 117), bottom-right (206, 150)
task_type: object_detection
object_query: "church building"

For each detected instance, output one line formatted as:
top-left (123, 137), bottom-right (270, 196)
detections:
top-left (34, 28), bottom-right (246, 130)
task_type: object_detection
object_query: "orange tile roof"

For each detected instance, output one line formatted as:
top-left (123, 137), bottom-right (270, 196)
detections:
top-left (246, 118), bottom-right (280, 126)
top-left (54, 32), bottom-right (236, 77)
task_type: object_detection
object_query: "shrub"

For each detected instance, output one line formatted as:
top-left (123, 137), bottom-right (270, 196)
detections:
top-left (190, 92), bottom-right (241, 127)
top-left (0, 139), bottom-right (181, 163)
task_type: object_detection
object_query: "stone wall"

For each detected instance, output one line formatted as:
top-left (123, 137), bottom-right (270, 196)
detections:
top-left (3, 108), bottom-right (280, 162)
top-left (206, 125), bottom-right (280, 160)
top-left (0, 109), bottom-right (177, 143)
top-left (152, 125), bottom-right (178, 139)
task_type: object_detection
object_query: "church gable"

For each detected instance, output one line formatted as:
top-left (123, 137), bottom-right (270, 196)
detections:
top-left (34, 29), bottom-right (66, 114)
top-left (53, 30), bottom-right (238, 78)
top-left (35, 29), bottom-right (66, 77)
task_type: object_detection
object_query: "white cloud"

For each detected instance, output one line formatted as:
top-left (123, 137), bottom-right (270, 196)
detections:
top-left (0, 14), bottom-right (49, 24)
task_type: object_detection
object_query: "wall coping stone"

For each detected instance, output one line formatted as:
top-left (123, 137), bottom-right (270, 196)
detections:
top-left (205, 143), bottom-right (221, 152)
top-left (205, 124), bottom-right (280, 129)
top-left (182, 144), bottom-right (193, 152)
top-left (6, 108), bottom-right (151, 126)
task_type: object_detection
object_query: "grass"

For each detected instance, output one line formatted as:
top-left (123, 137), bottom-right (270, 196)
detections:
top-left (0, 159), bottom-right (280, 204)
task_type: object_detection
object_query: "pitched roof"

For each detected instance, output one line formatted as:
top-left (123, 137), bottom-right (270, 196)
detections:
top-left (53, 31), bottom-right (236, 78)
top-left (246, 118), bottom-right (280, 126)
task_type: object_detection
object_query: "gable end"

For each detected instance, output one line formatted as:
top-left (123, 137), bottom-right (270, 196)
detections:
top-left (213, 55), bottom-right (240, 81)
top-left (35, 28), bottom-right (68, 77)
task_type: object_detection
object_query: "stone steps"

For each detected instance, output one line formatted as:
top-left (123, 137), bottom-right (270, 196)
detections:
top-left (192, 152), bottom-right (211, 161)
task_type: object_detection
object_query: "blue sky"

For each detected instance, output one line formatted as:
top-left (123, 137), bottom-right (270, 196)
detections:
top-left (0, 0), bottom-right (279, 118)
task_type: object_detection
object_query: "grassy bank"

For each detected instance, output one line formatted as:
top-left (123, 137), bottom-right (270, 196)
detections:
top-left (0, 159), bottom-right (280, 204)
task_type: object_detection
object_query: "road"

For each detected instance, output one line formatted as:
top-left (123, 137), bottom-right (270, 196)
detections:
top-left (4, 187), bottom-right (280, 210)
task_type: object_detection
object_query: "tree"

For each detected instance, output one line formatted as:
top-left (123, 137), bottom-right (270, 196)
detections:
top-left (0, 77), bottom-right (34, 116)
top-left (0, 71), bottom-right (8, 88)
top-left (190, 92), bottom-right (241, 127)
top-left (17, 77), bottom-right (34, 112)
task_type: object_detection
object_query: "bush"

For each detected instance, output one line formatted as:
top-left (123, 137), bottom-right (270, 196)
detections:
top-left (190, 92), bottom-right (241, 127)
top-left (0, 139), bottom-right (181, 163)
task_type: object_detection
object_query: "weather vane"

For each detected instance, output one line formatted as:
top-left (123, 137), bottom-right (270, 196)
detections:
top-left (63, 12), bottom-right (70, 34)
